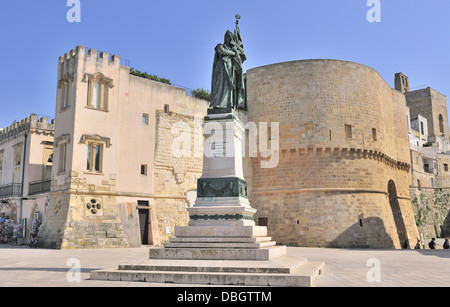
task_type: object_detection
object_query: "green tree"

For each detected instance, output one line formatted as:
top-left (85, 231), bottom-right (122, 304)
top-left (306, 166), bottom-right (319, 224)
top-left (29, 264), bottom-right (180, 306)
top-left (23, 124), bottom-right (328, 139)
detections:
top-left (191, 88), bottom-right (211, 101)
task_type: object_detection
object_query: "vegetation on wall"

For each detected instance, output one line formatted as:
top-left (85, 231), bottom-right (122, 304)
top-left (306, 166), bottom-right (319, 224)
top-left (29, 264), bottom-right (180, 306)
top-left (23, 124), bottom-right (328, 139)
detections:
top-left (129, 68), bottom-right (171, 85)
top-left (412, 190), bottom-right (450, 238)
top-left (191, 88), bottom-right (211, 101)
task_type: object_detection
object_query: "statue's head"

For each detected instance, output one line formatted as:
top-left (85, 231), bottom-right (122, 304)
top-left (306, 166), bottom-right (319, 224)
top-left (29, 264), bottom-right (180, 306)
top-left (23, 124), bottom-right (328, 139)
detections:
top-left (224, 30), bottom-right (234, 45)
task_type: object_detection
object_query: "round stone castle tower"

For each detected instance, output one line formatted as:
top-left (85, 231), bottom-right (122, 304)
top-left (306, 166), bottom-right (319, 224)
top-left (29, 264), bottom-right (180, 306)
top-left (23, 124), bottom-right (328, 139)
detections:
top-left (245, 59), bottom-right (419, 248)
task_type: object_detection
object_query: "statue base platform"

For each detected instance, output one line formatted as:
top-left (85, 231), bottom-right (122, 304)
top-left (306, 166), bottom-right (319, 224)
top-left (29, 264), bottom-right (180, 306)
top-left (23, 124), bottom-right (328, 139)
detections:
top-left (89, 111), bottom-right (324, 286)
top-left (90, 250), bottom-right (324, 287)
top-left (149, 225), bottom-right (285, 261)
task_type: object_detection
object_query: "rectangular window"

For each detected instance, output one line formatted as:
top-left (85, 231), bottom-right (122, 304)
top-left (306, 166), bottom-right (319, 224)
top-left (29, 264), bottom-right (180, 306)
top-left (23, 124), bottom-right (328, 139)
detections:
top-left (87, 143), bottom-right (102, 173)
top-left (142, 113), bottom-right (149, 125)
top-left (345, 124), bottom-right (352, 139)
top-left (62, 82), bottom-right (70, 110)
top-left (12, 144), bottom-right (23, 184)
top-left (445, 164), bottom-right (448, 172)
top-left (58, 143), bottom-right (67, 173)
top-left (140, 164), bottom-right (147, 176)
top-left (102, 83), bottom-right (108, 109)
top-left (372, 128), bottom-right (377, 141)
top-left (420, 121), bottom-right (424, 135)
top-left (138, 200), bottom-right (149, 207)
top-left (164, 104), bottom-right (170, 113)
top-left (92, 80), bottom-right (100, 108)
top-left (87, 76), bottom-right (109, 111)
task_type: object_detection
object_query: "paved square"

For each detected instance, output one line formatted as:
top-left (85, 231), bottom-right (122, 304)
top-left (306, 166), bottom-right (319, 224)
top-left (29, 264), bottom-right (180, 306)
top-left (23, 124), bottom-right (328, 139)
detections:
top-left (0, 245), bottom-right (449, 287)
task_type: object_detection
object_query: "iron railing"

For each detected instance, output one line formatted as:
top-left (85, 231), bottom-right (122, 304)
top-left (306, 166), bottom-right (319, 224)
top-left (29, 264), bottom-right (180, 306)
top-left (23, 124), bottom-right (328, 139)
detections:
top-left (0, 183), bottom-right (22, 199)
top-left (28, 179), bottom-right (51, 196)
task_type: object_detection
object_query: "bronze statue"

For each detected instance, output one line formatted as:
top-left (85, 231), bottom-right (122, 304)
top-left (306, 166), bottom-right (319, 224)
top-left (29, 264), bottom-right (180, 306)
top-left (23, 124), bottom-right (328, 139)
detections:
top-left (210, 15), bottom-right (246, 111)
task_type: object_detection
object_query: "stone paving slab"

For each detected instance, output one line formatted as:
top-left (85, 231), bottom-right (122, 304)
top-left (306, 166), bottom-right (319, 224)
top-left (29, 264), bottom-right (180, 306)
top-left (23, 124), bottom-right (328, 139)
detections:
top-left (0, 244), bottom-right (449, 287)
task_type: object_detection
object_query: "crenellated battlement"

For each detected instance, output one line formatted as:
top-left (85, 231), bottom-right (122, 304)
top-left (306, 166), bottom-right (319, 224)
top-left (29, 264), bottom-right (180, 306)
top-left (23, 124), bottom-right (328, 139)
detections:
top-left (0, 114), bottom-right (55, 143)
top-left (59, 45), bottom-right (121, 65)
top-left (272, 146), bottom-right (411, 172)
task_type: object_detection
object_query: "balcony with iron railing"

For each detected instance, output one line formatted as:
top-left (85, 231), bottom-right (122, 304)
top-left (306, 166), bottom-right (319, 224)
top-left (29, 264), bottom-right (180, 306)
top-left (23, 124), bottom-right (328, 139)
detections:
top-left (28, 179), bottom-right (51, 196)
top-left (0, 183), bottom-right (22, 199)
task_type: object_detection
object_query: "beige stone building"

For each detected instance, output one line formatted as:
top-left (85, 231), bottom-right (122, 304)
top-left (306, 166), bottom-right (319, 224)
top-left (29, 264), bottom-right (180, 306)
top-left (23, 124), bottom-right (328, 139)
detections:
top-left (398, 73), bottom-right (450, 238)
top-left (4, 47), bottom-right (449, 249)
top-left (0, 115), bottom-right (54, 242)
top-left (37, 46), bottom-right (208, 248)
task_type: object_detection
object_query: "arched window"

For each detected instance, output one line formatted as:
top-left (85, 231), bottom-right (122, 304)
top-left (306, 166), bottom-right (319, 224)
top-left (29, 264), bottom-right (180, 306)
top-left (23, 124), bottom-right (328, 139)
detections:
top-left (439, 114), bottom-right (444, 134)
top-left (47, 153), bottom-right (53, 164)
top-left (43, 151), bottom-right (53, 180)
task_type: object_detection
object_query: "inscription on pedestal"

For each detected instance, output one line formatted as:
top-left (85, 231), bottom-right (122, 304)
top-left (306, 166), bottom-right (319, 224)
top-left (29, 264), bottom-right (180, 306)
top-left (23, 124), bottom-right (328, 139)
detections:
top-left (211, 141), bottom-right (227, 158)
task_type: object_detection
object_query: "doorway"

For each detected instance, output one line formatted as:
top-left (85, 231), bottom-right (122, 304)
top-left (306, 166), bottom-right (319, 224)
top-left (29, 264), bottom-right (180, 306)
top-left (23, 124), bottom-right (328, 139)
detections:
top-left (388, 180), bottom-right (408, 247)
top-left (138, 201), bottom-right (152, 245)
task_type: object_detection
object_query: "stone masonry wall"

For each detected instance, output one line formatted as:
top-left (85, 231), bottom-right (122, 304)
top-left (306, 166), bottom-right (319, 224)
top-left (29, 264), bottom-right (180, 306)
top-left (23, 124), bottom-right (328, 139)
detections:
top-left (245, 59), bottom-right (419, 248)
top-left (153, 110), bottom-right (204, 243)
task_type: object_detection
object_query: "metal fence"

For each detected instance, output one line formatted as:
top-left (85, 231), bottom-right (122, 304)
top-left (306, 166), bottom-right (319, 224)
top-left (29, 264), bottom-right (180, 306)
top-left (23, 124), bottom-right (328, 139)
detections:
top-left (0, 184), bottom-right (22, 199)
top-left (28, 179), bottom-right (51, 196)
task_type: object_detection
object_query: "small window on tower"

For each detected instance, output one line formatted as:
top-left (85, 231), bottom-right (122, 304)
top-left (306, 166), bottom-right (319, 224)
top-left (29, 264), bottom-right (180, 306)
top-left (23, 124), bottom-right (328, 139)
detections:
top-left (58, 143), bottom-right (67, 173)
top-left (439, 114), bottom-right (444, 134)
top-left (142, 113), bottom-right (149, 125)
top-left (372, 128), bottom-right (377, 141)
top-left (345, 124), bottom-right (352, 139)
top-left (141, 164), bottom-right (147, 176)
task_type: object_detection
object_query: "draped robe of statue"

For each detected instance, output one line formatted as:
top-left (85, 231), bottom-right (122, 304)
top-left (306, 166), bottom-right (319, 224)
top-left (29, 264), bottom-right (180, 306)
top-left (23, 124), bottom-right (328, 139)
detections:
top-left (210, 31), bottom-right (237, 109)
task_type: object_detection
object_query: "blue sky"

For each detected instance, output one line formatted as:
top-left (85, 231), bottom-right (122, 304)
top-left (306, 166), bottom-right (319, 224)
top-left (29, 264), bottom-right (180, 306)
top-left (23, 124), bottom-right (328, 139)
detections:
top-left (1, 0), bottom-right (450, 128)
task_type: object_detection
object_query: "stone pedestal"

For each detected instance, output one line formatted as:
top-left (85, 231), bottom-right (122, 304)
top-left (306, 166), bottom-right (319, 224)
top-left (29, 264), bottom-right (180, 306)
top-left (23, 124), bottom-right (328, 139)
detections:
top-left (90, 109), bottom-right (324, 286)
top-left (150, 110), bottom-right (285, 260)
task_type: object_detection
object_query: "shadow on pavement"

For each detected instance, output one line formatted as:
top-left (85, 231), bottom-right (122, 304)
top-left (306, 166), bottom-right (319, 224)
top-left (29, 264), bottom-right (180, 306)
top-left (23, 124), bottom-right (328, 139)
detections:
top-left (0, 267), bottom-right (98, 273)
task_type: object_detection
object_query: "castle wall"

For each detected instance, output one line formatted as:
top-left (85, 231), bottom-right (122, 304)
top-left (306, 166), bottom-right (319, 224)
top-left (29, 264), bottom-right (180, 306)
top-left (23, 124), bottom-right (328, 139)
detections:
top-left (245, 59), bottom-right (419, 248)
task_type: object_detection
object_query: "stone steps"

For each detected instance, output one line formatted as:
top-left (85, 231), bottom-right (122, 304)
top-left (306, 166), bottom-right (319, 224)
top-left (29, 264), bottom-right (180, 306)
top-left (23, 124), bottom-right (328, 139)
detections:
top-left (174, 225), bottom-right (269, 238)
top-left (118, 255), bottom-right (307, 273)
top-left (90, 257), bottom-right (325, 287)
top-left (168, 236), bottom-right (272, 243)
top-left (149, 245), bottom-right (287, 261)
top-left (163, 241), bottom-right (276, 249)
